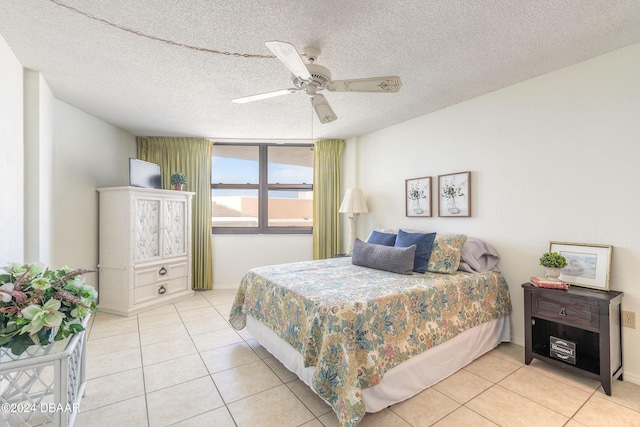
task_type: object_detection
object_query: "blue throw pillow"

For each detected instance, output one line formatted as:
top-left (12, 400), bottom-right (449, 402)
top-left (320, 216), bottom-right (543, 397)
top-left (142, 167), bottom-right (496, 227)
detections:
top-left (394, 229), bottom-right (436, 273)
top-left (367, 230), bottom-right (397, 246)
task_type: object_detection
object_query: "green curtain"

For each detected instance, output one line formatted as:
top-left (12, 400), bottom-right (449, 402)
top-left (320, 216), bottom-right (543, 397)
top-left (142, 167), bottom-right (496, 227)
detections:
top-left (137, 137), bottom-right (214, 290)
top-left (313, 139), bottom-right (344, 260)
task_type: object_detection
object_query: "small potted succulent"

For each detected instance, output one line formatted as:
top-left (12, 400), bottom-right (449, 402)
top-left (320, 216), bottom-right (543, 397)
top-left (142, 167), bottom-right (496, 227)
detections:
top-left (539, 251), bottom-right (567, 280)
top-left (170, 172), bottom-right (187, 191)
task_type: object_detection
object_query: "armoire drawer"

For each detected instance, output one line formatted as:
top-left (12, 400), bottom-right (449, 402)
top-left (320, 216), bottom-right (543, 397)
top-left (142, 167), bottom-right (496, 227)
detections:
top-left (134, 262), bottom-right (188, 288)
top-left (134, 277), bottom-right (189, 304)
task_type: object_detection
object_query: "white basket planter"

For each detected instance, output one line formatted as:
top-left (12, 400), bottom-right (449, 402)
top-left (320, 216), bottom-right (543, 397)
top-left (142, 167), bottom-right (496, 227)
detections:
top-left (0, 317), bottom-right (89, 427)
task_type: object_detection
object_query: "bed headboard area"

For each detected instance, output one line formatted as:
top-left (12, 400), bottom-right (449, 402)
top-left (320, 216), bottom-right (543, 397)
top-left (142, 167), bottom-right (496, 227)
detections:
top-left (364, 228), bottom-right (500, 274)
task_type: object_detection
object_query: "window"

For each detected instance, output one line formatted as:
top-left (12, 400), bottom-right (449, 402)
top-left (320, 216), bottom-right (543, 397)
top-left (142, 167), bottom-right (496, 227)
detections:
top-left (211, 143), bottom-right (314, 233)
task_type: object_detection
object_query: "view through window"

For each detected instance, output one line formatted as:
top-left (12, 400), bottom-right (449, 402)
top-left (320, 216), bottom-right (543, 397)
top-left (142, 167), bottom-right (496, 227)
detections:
top-left (211, 143), bottom-right (313, 233)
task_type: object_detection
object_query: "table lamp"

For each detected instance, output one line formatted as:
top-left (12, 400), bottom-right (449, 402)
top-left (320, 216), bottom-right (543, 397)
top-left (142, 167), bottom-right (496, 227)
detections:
top-left (339, 188), bottom-right (369, 254)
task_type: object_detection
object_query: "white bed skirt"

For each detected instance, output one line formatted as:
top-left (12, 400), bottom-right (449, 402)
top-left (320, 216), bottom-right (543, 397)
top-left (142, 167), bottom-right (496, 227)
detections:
top-left (246, 315), bottom-right (511, 413)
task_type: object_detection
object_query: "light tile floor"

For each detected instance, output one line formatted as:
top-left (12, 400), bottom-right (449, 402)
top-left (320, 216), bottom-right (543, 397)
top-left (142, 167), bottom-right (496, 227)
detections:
top-left (75, 290), bottom-right (640, 426)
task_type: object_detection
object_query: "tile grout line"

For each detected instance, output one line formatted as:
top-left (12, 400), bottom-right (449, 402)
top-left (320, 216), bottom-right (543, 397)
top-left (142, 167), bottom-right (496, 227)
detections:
top-left (179, 293), bottom-right (240, 426)
top-left (137, 309), bottom-right (152, 427)
top-left (499, 364), bottom-right (600, 422)
top-left (85, 296), bottom-right (329, 425)
top-left (211, 294), bottom-right (322, 426)
top-left (80, 315), bottom-right (146, 419)
top-left (567, 386), bottom-right (600, 425)
top-left (460, 400), bottom-right (499, 427)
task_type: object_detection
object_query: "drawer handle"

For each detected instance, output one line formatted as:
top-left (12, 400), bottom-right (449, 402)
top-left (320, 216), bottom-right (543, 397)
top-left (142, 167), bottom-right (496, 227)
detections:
top-left (559, 308), bottom-right (567, 316)
top-left (158, 285), bottom-right (167, 295)
top-left (159, 267), bottom-right (167, 276)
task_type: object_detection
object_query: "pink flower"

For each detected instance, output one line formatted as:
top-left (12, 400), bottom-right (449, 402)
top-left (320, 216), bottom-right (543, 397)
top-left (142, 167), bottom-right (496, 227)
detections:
top-left (385, 343), bottom-right (394, 359)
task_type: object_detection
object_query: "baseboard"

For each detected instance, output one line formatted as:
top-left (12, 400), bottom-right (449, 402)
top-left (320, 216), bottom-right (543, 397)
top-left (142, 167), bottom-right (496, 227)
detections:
top-left (212, 285), bottom-right (239, 290)
top-left (510, 335), bottom-right (524, 347)
top-left (623, 371), bottom-right (640, 386)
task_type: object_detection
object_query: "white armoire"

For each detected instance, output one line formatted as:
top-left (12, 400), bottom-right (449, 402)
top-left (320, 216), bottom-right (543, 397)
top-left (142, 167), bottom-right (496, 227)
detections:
top-left (97, 186), bottom-right (195, 316)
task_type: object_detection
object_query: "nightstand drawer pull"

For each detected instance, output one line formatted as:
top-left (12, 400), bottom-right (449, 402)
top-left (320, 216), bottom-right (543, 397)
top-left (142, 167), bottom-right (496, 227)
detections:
top-left (158, 285), bottom-right (167, 295)
top-left (159, 266), bottom-right (167, 276)
top-left (559, 308), bottom-right (566, 316)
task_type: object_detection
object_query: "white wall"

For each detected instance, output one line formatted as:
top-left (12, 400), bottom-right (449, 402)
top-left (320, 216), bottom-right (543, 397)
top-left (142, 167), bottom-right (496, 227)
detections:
top-left (24, 70), bottom-right (55, 265)
top-left (351, 43), bottom-right (640, 383)
top-left (213, 234), bottom-right (313, 287)
top-left (53, 101), bottom-right (136, 284)
top-left (1, 32), bottom-right (136, 282)
top-left (0, 35), bottom-right (24, 264)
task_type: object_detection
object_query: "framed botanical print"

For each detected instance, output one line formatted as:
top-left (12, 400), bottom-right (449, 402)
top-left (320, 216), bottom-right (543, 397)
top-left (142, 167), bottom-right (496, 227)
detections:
top-left (406, 177), bottom-right (431, 217)
top-left (438, 171), bottom-right (470, 217)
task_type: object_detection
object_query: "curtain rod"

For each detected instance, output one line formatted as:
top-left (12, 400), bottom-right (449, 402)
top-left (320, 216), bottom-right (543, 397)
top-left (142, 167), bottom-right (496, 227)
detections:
top-left (209, 138), bottom-right (314, 144)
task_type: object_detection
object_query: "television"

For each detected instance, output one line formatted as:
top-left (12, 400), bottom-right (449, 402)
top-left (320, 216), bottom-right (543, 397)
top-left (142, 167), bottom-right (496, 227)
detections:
top-left (129, 158), bottom-right (162, 189)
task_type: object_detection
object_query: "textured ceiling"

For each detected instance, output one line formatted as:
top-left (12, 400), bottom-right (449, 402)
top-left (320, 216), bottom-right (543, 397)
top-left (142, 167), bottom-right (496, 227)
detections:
top-left (1, 0), bottom-right (639, 141)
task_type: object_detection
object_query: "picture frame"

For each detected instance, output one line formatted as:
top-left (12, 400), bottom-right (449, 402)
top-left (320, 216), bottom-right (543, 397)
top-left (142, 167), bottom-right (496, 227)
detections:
top-left (405, 177), bottom-right (431, 217)
top-left (549, 241), bottom-right (613, 291)
top-left (438, 171), bottom-right (470, 217)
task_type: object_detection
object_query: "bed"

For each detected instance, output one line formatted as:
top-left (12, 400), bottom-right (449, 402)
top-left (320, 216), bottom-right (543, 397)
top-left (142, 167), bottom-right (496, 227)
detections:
top-left (229, 234), bottom-right (512, 427)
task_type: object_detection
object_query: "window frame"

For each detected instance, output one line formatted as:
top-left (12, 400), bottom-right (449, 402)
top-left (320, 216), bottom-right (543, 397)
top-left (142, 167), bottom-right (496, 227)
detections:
top-left (211, 142), bottom-right (313, 234)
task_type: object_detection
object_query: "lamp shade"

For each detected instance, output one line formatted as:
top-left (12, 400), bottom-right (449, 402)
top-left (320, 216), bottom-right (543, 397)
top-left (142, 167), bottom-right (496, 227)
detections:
top-left (339, 188), bottom-right (369, 214)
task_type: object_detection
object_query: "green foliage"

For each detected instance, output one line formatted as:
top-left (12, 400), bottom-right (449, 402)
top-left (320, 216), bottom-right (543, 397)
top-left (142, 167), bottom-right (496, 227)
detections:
top-left (170, 172), bottom-right (187, 185)
top-left (441, 180), bottom-right (465, 199)
top-left (408, 184), bottom-right (426, 200)
top-left (539, 252), bottom-right (567, 268)
top-left (0, 263), bottom-right (98, 355)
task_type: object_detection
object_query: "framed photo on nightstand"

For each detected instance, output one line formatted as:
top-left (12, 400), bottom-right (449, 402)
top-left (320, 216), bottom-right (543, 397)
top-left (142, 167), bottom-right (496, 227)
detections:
top-left (549, 241), bottom-right (612, 290)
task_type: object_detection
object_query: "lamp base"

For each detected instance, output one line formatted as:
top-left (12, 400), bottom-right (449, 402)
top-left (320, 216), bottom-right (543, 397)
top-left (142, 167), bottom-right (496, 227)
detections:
top-left (346, 213), bottom-right (360, 254)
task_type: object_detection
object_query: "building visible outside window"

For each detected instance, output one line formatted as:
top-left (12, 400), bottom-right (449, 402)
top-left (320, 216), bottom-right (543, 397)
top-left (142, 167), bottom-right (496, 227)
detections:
top-left (211, 143), bottom-right (313, 233)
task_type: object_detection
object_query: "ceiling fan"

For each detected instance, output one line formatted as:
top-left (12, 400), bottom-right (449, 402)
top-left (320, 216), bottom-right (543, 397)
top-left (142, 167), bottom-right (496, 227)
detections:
top-left (232, 41), bottom-right (402, 124)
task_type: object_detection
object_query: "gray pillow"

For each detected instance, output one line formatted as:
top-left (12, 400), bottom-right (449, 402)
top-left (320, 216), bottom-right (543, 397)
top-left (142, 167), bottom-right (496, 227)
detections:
top-left (458, 237), bottom-right (501, 273)
top-left (352, 238), bottom-right (416, 275)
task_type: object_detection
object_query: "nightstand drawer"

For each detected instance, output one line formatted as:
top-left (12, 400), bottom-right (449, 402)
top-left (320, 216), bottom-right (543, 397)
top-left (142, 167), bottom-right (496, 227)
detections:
top-left (533, 294), bottom-right (599, 328)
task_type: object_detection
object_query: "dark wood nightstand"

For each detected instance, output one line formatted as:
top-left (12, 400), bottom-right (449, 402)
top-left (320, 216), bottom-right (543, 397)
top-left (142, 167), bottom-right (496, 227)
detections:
top-left (522, 283), bottom-right (623, 395)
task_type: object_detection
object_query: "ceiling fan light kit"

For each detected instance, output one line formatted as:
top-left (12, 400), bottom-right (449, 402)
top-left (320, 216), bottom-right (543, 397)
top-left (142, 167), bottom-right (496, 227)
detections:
top-left (233, 41), bottom-right (402, 124)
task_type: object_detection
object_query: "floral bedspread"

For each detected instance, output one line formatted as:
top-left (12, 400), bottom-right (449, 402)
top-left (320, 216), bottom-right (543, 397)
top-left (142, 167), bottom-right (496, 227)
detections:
top-left (229, 258), bottom-right (512, 427)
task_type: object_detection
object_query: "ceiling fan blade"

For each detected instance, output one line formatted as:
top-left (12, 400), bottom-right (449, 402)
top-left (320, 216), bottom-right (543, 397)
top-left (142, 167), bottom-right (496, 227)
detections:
top-left (311, 94), bottom-right (337, 124)
top-left (265, 41), bottom-right (312, 82)
top-left (232, 88), bottom-right (298, 104)
top-left (326, 76), bottom-right (402, 93)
